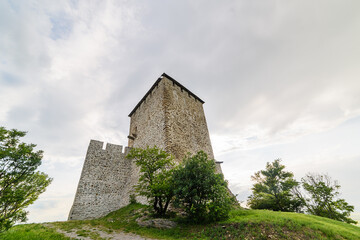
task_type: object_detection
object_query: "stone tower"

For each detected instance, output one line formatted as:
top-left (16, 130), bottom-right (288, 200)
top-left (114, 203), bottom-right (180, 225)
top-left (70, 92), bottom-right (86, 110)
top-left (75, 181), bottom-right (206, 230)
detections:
top-left (68, 73), bottom-right (222, 220)
top-left (128, 73), bottom-right (218, 167)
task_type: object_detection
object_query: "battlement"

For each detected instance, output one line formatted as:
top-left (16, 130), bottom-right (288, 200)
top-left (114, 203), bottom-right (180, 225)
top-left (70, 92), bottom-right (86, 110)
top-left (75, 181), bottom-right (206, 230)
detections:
top-left (68, 139), bottom-right (136, 220)
top-left (88, 139), bottom-right (131, 155)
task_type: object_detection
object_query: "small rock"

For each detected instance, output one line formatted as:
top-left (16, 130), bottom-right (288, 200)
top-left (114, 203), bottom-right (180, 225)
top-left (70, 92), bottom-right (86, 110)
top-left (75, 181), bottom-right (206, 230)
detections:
top-left (136, 217), bottom-right (177, 229)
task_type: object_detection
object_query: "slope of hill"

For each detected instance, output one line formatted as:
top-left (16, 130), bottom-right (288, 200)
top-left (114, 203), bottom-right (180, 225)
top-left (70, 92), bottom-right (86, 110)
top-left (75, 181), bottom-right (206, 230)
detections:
top-left (1, 203), bottom-right (359, 240)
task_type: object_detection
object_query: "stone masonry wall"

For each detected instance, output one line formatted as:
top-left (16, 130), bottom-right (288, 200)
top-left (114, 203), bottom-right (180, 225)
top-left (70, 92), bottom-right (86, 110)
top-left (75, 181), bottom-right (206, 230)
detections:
top-left (163, 77), bottom-right (214, 162)
top-left (162, 77), bottom-right (222, 173)
top-left (128, 80), bottom-right (166, 149)
top-left (68, 140), bottom-right (136, 220)
top-left (129, 75), bottom-right (222, 172)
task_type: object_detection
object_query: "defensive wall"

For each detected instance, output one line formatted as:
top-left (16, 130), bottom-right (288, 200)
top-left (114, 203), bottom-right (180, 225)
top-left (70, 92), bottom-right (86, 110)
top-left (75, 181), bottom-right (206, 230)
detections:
top-left (68, 140), bottom-right (138, 220)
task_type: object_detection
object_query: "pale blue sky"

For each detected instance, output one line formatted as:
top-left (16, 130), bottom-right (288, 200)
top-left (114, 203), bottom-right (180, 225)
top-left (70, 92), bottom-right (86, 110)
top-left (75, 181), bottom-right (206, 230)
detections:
top-left (1, 0), bottom-right (360, 223)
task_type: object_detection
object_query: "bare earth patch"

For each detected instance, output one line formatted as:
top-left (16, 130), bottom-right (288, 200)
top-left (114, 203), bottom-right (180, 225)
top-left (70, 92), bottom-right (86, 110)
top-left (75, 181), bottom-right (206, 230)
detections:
top-left (43, 223), bottom-right (157, 240)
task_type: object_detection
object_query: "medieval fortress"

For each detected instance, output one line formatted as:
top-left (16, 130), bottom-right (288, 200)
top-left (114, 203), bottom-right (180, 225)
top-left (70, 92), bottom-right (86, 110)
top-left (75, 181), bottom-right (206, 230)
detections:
top-left (68, 73), bottom-right (223, 220)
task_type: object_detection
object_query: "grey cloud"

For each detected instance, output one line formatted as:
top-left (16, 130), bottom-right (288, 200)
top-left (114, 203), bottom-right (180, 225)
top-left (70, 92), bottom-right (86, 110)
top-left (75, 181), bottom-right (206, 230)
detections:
top-left (102, 1), bottom-right (360, 141)
top-left (1, 0), bottom-right (360, 222)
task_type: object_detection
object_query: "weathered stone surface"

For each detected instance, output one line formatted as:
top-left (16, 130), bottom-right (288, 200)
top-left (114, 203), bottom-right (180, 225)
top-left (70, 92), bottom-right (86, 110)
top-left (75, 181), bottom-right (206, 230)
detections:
top-left (128, 78), bottom-right (167, 150)
top-left (68, 140), bottom-right (138, 220)
top-left (68, 73), bottom-right (224, 220)
top-left (128, 74), bottom-right (222, 173)
top-left (163, 77), bottom-right (215, 165)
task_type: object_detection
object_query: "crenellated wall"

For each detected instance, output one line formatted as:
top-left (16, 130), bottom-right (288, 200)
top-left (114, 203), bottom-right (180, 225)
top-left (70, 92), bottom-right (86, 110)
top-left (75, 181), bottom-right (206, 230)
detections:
top-left (68, 140), bottom-right (136, 220)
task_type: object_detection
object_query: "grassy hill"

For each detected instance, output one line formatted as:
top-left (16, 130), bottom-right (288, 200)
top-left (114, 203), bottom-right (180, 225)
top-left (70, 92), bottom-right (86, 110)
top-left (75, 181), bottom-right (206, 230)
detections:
top-left (1, 203), bottom-right (360, 239)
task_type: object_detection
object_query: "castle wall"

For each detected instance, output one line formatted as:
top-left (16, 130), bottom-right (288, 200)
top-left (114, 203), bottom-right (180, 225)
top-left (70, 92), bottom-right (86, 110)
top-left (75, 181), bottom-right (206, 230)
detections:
top-left (68, 140), bottom-right (136, 220)
top-left (128, 80), bottom-right (166, 149)
top-left (162, 77), bottom-right (215, 163)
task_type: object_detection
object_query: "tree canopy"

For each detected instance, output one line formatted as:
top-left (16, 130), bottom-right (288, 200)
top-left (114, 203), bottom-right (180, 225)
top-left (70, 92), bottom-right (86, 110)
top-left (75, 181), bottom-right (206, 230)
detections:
top-left (0, 127), bottom-right (52, 232)
top-left (301, 173), bottom-right (356, 224)
top-left (247, 159), bottom-right (303, 212)
top-left (126, 146), bottom-right (174, 216)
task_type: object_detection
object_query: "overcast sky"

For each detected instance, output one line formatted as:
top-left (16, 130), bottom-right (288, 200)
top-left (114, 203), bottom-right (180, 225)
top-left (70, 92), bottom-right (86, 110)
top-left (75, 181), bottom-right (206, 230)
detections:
top-left (1, 0), bottom-right (360, 223)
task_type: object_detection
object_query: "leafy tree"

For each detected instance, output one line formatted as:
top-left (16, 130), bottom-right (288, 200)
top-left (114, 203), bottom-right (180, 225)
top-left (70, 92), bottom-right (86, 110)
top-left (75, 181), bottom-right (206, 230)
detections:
top-left (0, 127), bottom-right (52, 232)
top-left (173, 151), bottom-right (234, 223)
top-left (126, 146), bottom-right (174, 216)
top-left (248, 159), bottom-right (303, 212)
top-left (301, 173), bottom-right (356, 224)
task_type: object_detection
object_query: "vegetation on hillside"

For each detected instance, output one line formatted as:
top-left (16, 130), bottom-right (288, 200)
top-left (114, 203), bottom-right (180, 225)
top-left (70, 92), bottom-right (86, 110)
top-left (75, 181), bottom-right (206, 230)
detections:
top-left (247, 159), bottom-right (303, 212)
top-left (0, 127), bottom-right (52, 232)
top-left (248, 159), bottom-right (356, 224)
top-left (172, 151), bottom-right (235, 223)
top-left (127, 147), bottom-right (233, 222)
top-left (127, 146), bottom-right (175, 216)
top-left (301, 173), bottom-right (356, 224)
top-left (1, 143), bottom-right (358, 239)
top-left (1, 203), bottom-right (359, 239)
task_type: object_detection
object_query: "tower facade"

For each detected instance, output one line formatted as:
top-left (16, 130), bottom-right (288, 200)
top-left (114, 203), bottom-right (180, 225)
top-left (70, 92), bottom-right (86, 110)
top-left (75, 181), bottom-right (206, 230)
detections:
top-left (68, 73), bottom-right (222, 220)
top-left (128, 73), bottom-right (217, 166)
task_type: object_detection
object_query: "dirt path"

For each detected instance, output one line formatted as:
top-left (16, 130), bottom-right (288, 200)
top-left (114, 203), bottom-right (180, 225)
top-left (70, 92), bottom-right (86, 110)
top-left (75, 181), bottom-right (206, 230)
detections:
top-left (44, 223), bottom-right (157, 240)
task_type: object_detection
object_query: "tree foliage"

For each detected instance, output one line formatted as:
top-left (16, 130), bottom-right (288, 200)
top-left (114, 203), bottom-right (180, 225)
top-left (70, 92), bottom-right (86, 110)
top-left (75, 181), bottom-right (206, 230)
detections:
top-left (248, 159), bottom-right (303, 212)
top-left (301, 173), bottom-right (356, 224)
top-left (126, 146), bottom-right (174, 216)
top-left (173, 151), bottom-right (234, 223)
top-left (0, 127), bottom-right (52, 232)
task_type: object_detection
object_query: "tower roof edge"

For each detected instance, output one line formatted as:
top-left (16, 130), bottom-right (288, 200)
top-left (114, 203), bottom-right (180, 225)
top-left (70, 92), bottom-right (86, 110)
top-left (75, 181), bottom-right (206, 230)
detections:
top-left (128, 73), bottom-right (205, 117)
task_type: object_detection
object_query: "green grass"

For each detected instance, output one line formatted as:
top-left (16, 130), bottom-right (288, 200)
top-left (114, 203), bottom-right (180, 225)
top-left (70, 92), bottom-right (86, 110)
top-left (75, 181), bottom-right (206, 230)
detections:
top-left (0, 223), bottom-right (71, 240)
top-left (224, 209), bottom-right (360, 239)
top-left (198, 209), bottom-right (360, 240)
top-left (1, 203), bottom-right (359, 239)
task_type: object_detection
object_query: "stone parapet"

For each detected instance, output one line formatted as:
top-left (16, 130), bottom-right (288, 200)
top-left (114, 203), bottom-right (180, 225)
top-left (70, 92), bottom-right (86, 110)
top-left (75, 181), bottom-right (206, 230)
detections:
top-left (68, 140), bottom-right (135, 220)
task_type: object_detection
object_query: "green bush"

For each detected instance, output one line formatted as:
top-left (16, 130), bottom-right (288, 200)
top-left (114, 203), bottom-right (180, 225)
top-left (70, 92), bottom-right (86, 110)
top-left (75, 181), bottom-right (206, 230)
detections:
top-left (173, 151), bottom-right (234, 223)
